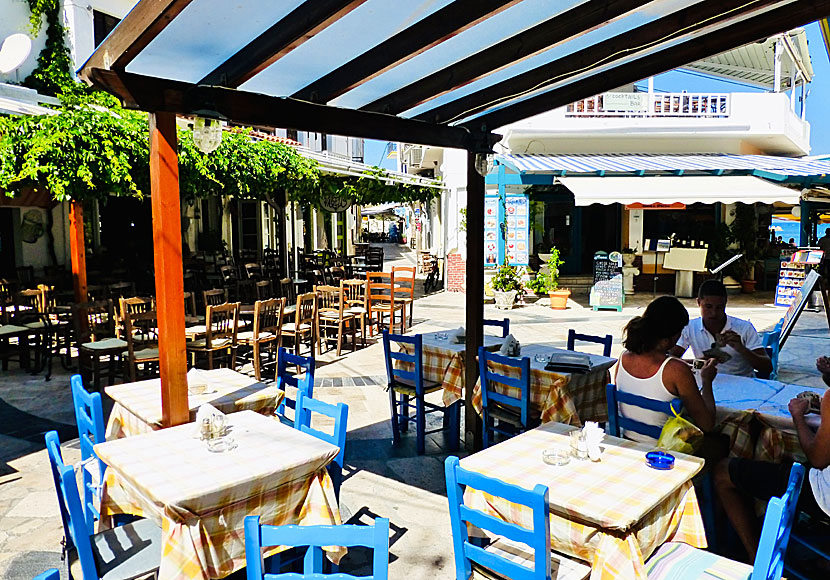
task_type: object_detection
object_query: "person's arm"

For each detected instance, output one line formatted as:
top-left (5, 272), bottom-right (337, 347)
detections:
top-left (816, 357), bottom-right (830, 388)
top-left (721, 330), bottom-right (772, 375)
top-left (670, 325), bottom-right (692, 359)
top-left (665, 358), bottom-right (716, 432)
top-left (789, 391), bottom-right (830, 469)
top-left (669, 345), bottom-right (686, 358)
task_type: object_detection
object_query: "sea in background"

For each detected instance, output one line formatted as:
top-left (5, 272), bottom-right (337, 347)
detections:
top-left (771, 217), bottom-right (830, 246)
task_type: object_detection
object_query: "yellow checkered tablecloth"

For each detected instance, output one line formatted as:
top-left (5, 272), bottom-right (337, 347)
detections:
top-left (105, 368), bottom-right (285, 439)
top-left (95, 410), bottom-right (343, 580)
top-left (460, 422), bottom-right (706, 580)
top-left (449, 344), bottom-right (615, 425)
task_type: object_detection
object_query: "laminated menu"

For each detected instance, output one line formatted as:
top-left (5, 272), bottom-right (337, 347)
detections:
top-left (546, 352), bottom-right (592, 373)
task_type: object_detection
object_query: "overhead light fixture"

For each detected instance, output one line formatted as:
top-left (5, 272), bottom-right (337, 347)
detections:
top-left (474, 152), bottom-right (494, 177)
top-left (192, 116), bottom-right (223, 154)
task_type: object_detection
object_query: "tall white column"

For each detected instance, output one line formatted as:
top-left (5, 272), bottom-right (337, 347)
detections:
top-left (63, 1), bottom-right (95, 72)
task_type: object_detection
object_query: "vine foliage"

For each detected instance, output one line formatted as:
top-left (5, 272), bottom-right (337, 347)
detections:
top-left (24, 0), bottom-right (76, 97)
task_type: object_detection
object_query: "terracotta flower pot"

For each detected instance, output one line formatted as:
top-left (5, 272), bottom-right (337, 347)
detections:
top-left (740, 279), bottom-right (757, 294)
top-left (549, 289), bottom-right (571, 310)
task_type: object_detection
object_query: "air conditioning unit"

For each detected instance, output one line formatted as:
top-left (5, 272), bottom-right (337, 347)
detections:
top-left (404, 145), bottom-right (424, 168)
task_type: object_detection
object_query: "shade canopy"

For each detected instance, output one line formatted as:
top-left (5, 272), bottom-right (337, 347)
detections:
top-left (79, 0), bottom-right (830, 150)
top-left (559, 175), bottom-right (799, 206)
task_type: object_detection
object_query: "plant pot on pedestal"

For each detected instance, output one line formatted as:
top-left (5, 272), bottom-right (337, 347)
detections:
top-left (740, 279), bottom-right (757, 293)
top-left (549, 289), bottom-right (571, 310)
top-left (493, 290), bottom-right (518, 310)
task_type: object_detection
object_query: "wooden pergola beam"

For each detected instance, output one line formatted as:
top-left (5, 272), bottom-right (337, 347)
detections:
top-left (149, 112), bottom-right (189, 428)
top-left (464, 0), bottom-right (830, 131)
top-left (415, 0), bottom-right (790, 124)
top-left (199, 0), bottom-right (369, 88)
top-left (84, 68), bottom-right (488, 151)
top-left (360, 0), bottom-right (652, 115)
top-left (292, 0), bottom-right (523, 104)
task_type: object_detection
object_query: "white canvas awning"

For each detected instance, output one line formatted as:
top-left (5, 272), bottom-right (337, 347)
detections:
top-left (558, 176), bottom-right (798, 206)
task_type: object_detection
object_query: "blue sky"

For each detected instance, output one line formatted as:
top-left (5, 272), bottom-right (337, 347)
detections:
top-left (364, 21), bottom-right (830, 165)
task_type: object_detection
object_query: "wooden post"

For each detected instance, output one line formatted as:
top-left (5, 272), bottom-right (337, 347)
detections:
top-left (149, 112), bottom-right (189, 427)
top-left (464, 151), bottom-right (485, 450)
top-left (69, 200), bottom-right (88, 305)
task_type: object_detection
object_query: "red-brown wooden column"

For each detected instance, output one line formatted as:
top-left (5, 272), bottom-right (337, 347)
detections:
top-left (68, 200), bottom-right (88, 305)
top-left (464, 151), bottom-right (485, 450)
top-left (149, 112), bottom-right (188, 427)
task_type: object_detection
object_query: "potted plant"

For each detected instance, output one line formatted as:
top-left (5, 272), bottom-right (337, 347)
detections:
top-left (491, 262), bottom-right (524, 310)
top-left (545, 247), bottom-right (570, 309)
top-left (730, 204), bottom-right (762, 293)
top-left (621, 247), bottom-right (637, 266)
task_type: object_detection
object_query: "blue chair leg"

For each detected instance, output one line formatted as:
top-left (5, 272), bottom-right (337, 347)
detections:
top-left (400, 393), bottom-right (410, 432)
top-left (416, 396), bottom-right (426, 455)
top-left (699, 473), bottom-right (718, 549)
top-left (449, 401), bottom-right (460, 451)
top-left (482, 410), bottom-right (491, 449)
top-left (388, 387), bottom-right (400, 444)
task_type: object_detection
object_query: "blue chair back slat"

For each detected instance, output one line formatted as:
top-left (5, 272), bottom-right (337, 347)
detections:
top-left (483, 318), bottom-right (510, 338)
top-left (567, 329), bottom-right (612, 358)
top-left (45, 430), bottom-right (99, 580)
top-left (244, 516), bottom-right (390, 580)
top-left (445, 456), bottom-right (550, 580)
top-left (478, 348), bottom-right (531, 447)
top-left (752, 463), bottom-right (805, 580)
top-left (606, 383), bottom-right (682, 441)
top-left (760, 322), bottom-right (782, 381)
top-left (294, 390), bottom-right (348, 499)
top-left (70, 374), bottom-right (106, 534)
top-left (275, 348), bottom-right (315, 427)
top-left (383, 332), bottom-right (426, 397)
top-left (33, 570), bottom-right (60, 580)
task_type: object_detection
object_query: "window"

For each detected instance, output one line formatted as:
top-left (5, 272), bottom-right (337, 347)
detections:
top-left (93, 11), bottom-right (121, 48)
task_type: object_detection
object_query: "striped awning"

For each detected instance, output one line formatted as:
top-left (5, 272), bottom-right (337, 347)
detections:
top-left (497, 153), bottom-right (830, 179)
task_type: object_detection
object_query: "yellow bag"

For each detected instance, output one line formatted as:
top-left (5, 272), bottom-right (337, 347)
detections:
top-left (656, 404), bottom-right (704, 454)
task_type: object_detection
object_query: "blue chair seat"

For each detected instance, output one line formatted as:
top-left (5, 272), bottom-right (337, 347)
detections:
top-left (646, 542), bottom-right (753, 580)
top-left (389, 375), bottom-right (443, 396)
top-left (70, 517), bottom-right (162, 580)
top-left (475, 537), bottom-right (590, 580)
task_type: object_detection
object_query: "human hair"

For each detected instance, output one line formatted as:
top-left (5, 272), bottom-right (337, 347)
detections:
top-left (622, 296), bottom-right (689, 354)
top-left (697, 279), bottom-right (727, 300)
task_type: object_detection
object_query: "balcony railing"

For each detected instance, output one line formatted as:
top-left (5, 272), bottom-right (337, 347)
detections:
top-left (566, 92), bottom-right (730, 118)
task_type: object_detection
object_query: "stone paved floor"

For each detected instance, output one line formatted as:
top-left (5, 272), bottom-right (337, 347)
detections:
top-left (1, 243), bottom-right (827, 578)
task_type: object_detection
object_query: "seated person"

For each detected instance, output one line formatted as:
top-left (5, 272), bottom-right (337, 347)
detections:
top-left (617, 296), bottom-right (717, 445)
top-left (670, 279), bottom-right (771, 378)
top-left (715, 356), bottom-right (830, 562)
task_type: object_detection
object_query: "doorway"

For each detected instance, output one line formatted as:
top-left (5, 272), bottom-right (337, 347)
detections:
top-left (0, 209), bottom-right (15, 277)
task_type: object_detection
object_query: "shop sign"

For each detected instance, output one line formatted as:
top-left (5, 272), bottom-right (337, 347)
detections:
top-left (603, 92), bottom-right (647, 112)
top-left (624, 202), bottom-right (686, 210)
top-left (320, 195), bottom-right (353, 213)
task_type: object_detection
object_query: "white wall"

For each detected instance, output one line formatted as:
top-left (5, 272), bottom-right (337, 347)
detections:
top-left (0, 0), bottom-right (49, 83)
top-left (63, 1), bottom-right (136, 71)
top-left (441, 148), bottom-right (468, 259)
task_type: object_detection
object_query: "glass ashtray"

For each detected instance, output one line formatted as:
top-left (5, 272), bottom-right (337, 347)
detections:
top-left (207, 436), bottom-right (237, 453)
top-left (645, 450), bottom-right (675, 470)
top-left (534, 353), bottom-right (550, 364)
top-left (542, 446), bottom-right (570, 466)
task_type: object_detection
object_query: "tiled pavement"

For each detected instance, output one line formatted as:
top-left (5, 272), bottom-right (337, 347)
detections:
top-left (1, 243), bottom-right (827, 578)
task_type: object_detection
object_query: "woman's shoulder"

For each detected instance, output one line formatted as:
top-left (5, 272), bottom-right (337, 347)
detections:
top-left (663, 356), bottom-right (694, 379)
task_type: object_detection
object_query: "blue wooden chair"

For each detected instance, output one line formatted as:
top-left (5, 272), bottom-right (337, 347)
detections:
top-left (295, 390), bottom-right (348, 500)
top-left (244, 515), bottom-right (390, 579)
top-left (478, 347), bottom-right (534, 448)
top-left (383, 331), bottom-right (459, 455)
top-left (605, 383), bottom-right (682, 441)
top-left (567, 329), bottom-right (612, 357)
top-left (45, 430), bottom-right (162, 580)
top-left (646, 463), bottom-right (805, 580)
top-left (444, 456), bottom-right (589, 580)
top-left (759, 319), bottom-right (783, 380)
top-left (275, 347), bottom-right (315, 428)
top-left (483, 318), bottom-right (510, 338)
top-left (70, 373), bottom-right (106, 534)
top-left (784, 514), bottom-right (830, 579)
top-left (33, 571), bottom-right (59, 580)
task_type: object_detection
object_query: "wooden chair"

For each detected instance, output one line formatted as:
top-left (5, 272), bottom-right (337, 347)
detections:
top-left (187, 302), bottom-right (239, 370)
top-left (117, 296), bottom-right (154, 344)
top-left (106, 281), bottom-right (136, 301)
top-left (237, 298), bottom-right (284, 380)
top-left (39, 284), bottom-right (73, 369)
top-left (391, 265), bottom-right (416, 330)
top-left (72, 300), bottom-right (127, 391)
top-left (445, 456), bottom-right (589, 580)
top-left (254, 279), bottom-right (273, 300)
top-left (567, 329), bottom-right (613, 357)
top-left (294, 390), bottom-right (348, 500)
top-left (122, 309), bottom-right (160, 382)
top-left (70, 375), bottom-right (106, 532)
top-left (479, 347), bottom-right (536, 448)
top-left (183, 291), bottom-right (204, 324)
top-left (341, 279), bottom-right (368, 349)
top-left (483, 317), bottom-right (510, 338)
top-left (14, 288), bottom-right (52, 374)
top-left (606, 383), bottom-right (682, 442)
top-left (244, 262), bottom-right (263, 280)
top-left (366, 272), bottom-right (405, 336)
top-left (275, 347), bottom-right (315, 427)
top-left (85, 284), bottom-right (107, 302)
top-left (281, 292), bottom-right (316, 357)
top-left (315, 284), bottom-right (356, 356)
top-left (203, 288), bottom-right (228, 309)
top-left (279, 277), bottom-right (297, 316)
top-left (329, 266), bottom-right (346, 283)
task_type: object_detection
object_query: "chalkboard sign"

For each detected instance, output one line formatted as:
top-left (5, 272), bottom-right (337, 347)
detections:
top-left (590, 251), bottom-right (624, 312)
top-left (779, 269), bottom-right (821, 346)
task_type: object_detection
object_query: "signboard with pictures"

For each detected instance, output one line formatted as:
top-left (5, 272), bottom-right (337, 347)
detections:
top-left (590, 251), bottom-right (624, 312)
top-left (484, 196), bottom-right (499, 266)
top-left (504, 195), bottom-right (529, 266)
top-left (780, 269), bottom-right (821, 346)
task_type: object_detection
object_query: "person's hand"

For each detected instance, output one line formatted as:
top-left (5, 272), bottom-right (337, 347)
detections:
top-left (720, 330), bottom-right (744, 349)
top-left (816, 356), bottom-right (830, 375)
top-left (700, 358), bottom-right (718, 383)
top-left (789, 396), bottom-right (810, 419)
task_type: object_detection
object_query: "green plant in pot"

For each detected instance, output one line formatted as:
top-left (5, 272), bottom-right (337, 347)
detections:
top-left (729, 203), bottom-right (762, 293)
top-left (491, 262), bottom-right (524, 310)
top-left (544, 247), bottom-right (571, 309)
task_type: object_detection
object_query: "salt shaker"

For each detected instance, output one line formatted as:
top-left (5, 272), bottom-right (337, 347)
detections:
top-left (200, 417), bottom-right (212, 441)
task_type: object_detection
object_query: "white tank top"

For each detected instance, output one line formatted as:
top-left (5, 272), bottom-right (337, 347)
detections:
top-left (615, 352), bottom-right (676, 444)
top-left (809, 467), bottom-right (830, 517)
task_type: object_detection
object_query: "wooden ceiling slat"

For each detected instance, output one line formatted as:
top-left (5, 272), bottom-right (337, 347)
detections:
top-left (359, 0), bottom-right (653, 115)
top-left (413, 0), bottom-right (788, 125)
top-left (462, 0), bottom-right (830, 133)
top-left (291, 0), bottom-right (523, 103)
top-left (82, 0), bottom-right (196, 73)
top-left (87, 68), bottom-right (486, 151)
top-left (199, 0), bottom-right (369, 88)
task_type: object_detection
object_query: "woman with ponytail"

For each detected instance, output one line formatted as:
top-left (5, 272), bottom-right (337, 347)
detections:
top-left (616, 296), bottom-right (717, 444)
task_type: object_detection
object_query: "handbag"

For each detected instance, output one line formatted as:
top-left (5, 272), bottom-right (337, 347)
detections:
top-left (657, 403), bottom-right (704, 455)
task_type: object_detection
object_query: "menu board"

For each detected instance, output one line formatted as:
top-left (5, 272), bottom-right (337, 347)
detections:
top-left (590, 251), bottom-right (624, 311)
top-left (780, 269), bottom-right (821, 346)
top-left (504, 195), bottom-right (529, 266)
top-left (484, 196), bottom-right (499, 266)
